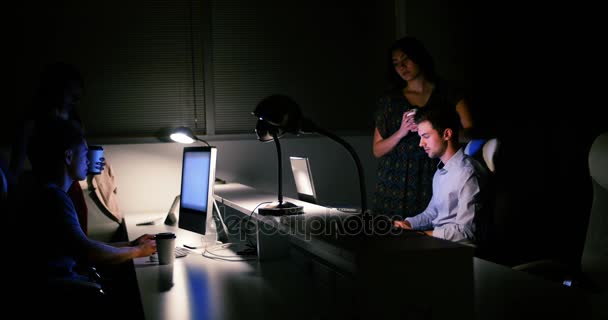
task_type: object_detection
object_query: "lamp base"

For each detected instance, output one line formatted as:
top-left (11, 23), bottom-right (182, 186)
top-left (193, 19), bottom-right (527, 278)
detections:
top-left (258, 201), bottom-right (304, 216)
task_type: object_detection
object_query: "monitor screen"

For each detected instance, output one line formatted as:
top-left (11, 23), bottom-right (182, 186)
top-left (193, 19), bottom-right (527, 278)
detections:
top-left (289, 156), bottom-right (317, 204)
top-left (178, 146), bottom-right (217, 235)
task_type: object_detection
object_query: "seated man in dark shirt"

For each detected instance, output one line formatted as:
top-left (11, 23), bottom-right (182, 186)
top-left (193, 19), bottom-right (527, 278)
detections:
top-left (20, 119), bottom-right (156, 317)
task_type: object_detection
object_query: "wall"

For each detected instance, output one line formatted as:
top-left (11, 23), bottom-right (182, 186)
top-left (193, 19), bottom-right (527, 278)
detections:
top-left (395, 0), bottom-right (473, 90)
top-left (99, 135), bottom-right (377, 215)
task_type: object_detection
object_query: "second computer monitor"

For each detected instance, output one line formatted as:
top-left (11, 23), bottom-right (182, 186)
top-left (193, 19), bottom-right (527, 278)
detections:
top-left (178, 146), bottom-right (217, 235)
top-left (289, 156), bottom-right (317, 204)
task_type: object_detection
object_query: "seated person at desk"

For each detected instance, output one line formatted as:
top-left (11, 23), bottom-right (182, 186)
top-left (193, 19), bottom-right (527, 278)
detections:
top-left (21, 119), bottom-right (156, 293)
top-left (393, 108), bottom-right (487, 242)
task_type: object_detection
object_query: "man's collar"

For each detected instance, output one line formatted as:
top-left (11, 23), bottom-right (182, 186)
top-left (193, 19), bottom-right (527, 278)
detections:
top-left (437, 148), bottom-right (464, 171)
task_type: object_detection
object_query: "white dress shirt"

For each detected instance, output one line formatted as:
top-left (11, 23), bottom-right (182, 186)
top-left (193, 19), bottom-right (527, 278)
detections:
top-left (406, 148), bottom-right (487, 242)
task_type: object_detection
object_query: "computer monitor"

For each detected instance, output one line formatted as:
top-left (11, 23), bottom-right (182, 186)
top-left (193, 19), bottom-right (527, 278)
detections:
top-left (178, 146), bottom-right (217, 238)
top-left (289, 156), bottom-right (317, 204)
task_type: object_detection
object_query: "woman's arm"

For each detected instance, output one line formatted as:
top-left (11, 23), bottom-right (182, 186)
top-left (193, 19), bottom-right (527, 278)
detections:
top-left (455, 99), bottom-right (474, 143)
top-left (372, 112), bottom-right (417, 158)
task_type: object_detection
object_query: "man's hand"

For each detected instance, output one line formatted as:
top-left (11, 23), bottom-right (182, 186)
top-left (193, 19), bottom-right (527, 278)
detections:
top-left (131, 234), bottom-right (156, 246)
top-left (393, 220), bottom-right (412, 229)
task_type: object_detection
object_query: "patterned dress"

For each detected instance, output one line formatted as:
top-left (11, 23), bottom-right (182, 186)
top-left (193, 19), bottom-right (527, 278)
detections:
top-left (373, 81), bottom-right (463, 218)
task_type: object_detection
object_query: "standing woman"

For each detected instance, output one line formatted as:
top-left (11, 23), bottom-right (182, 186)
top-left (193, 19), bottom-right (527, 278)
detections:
top-left (372, 36), bottom-right (474, 218)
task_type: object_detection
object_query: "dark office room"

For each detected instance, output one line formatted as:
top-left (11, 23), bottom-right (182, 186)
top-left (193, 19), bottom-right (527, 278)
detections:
top-left (3, 0), bottom-right (606, 319)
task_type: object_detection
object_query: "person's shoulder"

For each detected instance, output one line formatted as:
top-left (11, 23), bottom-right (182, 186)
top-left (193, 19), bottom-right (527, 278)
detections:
top-left (457, 150), bottom-right (478, 170)
top-left (37, 184), bottom-right (70, 203)
top-left (376, 87), bottom-right (403, 104)
top-left (434, 79), bottom-right (469, 102)
top-left (461, 153), bottom-right (489, 179)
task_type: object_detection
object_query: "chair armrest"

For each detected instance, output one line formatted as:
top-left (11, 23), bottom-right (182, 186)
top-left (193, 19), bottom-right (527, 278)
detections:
top-left (47, 276), bottom-right (105, 296)
top-left (512, 259), bottom-right (578, 284)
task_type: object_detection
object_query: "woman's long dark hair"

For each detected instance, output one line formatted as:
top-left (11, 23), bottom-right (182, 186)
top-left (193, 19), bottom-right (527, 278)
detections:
top-left (386, 36), bottom-right (438, 90)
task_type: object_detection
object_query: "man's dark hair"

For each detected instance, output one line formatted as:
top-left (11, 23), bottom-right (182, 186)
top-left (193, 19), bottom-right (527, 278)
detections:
top-left (414, 107), bottom-right (460, 140)
top-left (28, 119), bottom-right (85, 180)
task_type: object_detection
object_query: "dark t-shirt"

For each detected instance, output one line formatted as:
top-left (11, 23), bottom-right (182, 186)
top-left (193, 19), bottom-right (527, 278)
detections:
top-left (30, 184), bottom-right (86, 279)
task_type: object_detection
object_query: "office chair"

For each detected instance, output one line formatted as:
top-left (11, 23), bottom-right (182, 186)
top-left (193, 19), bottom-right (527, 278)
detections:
top-left (0, 165), bottom-right (8, 220)
top-left (512, 132), bottom-right (607, 317)
top-left (0, 166), bottom-right (7, 201)
top-left (481, 138), bottom-right (499, 173)
top-left (464, 138), bottom-right (486, 157)
top-left (42, 274), bottom-right (108, 319)
top-left (472, 138), bottom-right (500, 259)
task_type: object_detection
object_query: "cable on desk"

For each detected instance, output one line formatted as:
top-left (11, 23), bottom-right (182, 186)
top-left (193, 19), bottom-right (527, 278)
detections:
top-left (213, 198), bottom-right (229, 239)
top-left (201, 243), bottom-right (257, 261)
top-left (245, 201), bottom-right (272, 221)
top-left (240, 201), bottom-right (272, 250)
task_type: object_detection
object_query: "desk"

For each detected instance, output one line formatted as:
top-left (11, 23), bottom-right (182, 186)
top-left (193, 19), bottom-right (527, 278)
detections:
top-left (126, 214), bottom-right (323, 320)
top-left (125, 183), bottom-right (591, 319)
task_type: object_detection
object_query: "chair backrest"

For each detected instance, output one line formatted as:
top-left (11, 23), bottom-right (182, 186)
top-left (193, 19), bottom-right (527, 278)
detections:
top-left (0, 165), bottom-right (7, 201)
top-left (464, 138), bottom-right (485, 157)
top-left (471, 138), bottom-right (500, 260)
top-left (581, 132), bottom-right (608, 293)
top-left (482, 138), bottom-right (499, 173)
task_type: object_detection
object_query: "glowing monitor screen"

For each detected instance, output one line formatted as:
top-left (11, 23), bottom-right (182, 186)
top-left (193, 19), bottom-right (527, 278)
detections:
top-left (289, 156), bottom-right (317, 204)
top-left (178, 146), bottom-right (217, 235)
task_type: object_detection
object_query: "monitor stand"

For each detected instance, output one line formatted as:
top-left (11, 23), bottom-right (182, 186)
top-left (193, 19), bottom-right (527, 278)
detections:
top-left (180, 199), bottom-right (223, 249)
top-left (183, 236), bottom-right (216, 249)
top-left (164, 195), bottom-right (180, 226)
top-left (183, 242), bottom-right (204, 249)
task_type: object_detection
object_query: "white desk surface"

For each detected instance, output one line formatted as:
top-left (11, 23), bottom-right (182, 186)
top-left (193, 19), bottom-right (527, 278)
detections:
top-left (124, 183), bottom-right (592, 320)
top-left (126, 213), bottom-right (322, 320)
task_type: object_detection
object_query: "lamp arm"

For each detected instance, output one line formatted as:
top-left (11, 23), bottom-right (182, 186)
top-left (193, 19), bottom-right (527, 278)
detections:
top-left (272, 131), bottom-right (284, 204)
top-left (194, 136), bottom-right (211, 147)
top-left (313, 126), bottom-right (367, 214)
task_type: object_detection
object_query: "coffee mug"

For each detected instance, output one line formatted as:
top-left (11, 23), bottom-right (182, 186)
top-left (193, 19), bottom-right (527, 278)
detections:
top-left (87, 145), bottom-right (104, 175)
top-left (156, 232), bottom-right (176, 265)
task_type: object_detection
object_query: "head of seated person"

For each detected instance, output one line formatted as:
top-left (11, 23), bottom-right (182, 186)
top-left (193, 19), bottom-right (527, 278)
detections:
top-left (27, 119), bottom-right (87, 186)
top-left (15, 120), bottom-right (87, 285)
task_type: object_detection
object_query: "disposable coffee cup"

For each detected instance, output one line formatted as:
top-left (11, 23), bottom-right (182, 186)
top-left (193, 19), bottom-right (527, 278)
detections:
top-left (87, 145), bottom-right (104, 175)
top-left (156, 232), bottom-right (176, 265)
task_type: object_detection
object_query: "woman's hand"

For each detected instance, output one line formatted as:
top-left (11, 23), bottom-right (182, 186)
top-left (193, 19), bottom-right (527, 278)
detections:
top-left (97, 157), bottom-right (107, 172)
top-left (87, 157), bottom-right (106, 176)
top-left (396, 110), bottom-right (418, 138)
top-left (372, 109), bottom-right (418, 158)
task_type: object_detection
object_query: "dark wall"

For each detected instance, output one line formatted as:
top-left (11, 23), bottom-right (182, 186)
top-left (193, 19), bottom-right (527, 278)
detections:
top-left (473, 1), bottom-right (607, 266)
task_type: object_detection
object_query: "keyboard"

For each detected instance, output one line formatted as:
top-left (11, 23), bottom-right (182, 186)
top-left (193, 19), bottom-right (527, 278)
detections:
top-left (174, 246), bottom-right (192, 258)
top-left (149, 247), bottom-right (191, 262)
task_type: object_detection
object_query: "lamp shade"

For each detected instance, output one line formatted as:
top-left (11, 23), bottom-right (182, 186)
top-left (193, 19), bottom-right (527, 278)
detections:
top-left (252, 94), bottom-right (304, 135)
top-left (255, 117), bottom-right (282, 142)
top-left (170, 126), bottom-right (196, 144)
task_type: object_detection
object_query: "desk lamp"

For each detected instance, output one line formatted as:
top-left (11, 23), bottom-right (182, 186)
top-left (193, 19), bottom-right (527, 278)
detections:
top-left (252, 96), bottom-right (304, 216)
top-left (253, 94), bottom-right (367, 215)
top-left (169, 126), bottom-right (210, 146)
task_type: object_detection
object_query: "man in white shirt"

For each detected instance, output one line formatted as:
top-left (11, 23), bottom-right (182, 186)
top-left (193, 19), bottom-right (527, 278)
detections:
top-left (394, 108), bottom-right (487, 242)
